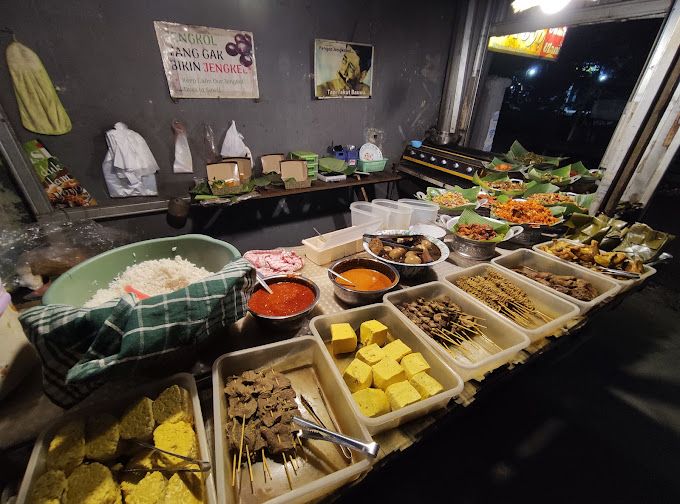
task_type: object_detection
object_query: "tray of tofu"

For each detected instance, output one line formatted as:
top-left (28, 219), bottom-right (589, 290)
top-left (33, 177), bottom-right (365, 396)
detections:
top-left (309, 303), bottom-right (464, 435)
top-left (16, 373), bottom-right (216, 504)
top-left (212, 336), bottom-right (373, 504)
top-left (384, 281), bottom-right (531, 382)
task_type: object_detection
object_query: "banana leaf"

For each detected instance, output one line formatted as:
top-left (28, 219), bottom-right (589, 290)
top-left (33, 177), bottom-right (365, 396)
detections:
top-left (425, 185), bottom-right (478, 214)
top-left (473, 171), bottom-right (526, 197)
top-left (453, 208), bottom-right (509, 242)
top-left (566, 161), bottom-right (603, 181)
top-left (523, 181), bottom-right (560, 196)
top-left (526, 165), bottom-right (575, 186)
top-left (319, 157), bottom-right (355, 175)
top-left (613, 222), bottom-right (675, 263)
top-left (563, 213), bottom-right (628, 245)
top-left (481, 156), bottom-right (523, 173)
top-left (506, 140), bottom-right (563, 167)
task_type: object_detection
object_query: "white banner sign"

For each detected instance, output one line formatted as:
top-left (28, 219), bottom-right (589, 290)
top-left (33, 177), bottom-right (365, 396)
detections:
top-left (154, 21), bottom-right (259, 99)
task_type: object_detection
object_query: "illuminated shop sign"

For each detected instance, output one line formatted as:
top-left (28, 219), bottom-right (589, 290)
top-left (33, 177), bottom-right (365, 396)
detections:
top-left (488, 27), bottom-right (567, 61)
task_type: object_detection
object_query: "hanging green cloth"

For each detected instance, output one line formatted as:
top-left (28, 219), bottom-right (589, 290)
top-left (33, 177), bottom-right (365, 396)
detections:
top-left (6, 41), bottom-right (71, 135)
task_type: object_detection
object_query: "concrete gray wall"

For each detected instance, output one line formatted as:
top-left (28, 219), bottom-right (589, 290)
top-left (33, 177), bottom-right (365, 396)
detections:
top-left (1, 0), bottom-right (455, 247)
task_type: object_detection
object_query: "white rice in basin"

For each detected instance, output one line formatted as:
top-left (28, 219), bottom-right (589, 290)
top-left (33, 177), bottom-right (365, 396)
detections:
top-left (84, 256), bottom-right (213, 307)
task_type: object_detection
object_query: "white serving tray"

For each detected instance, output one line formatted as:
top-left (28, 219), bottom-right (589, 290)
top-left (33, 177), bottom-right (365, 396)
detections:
top-left (492, 249), bottom-right (621, 314)
top-left (384, 281), bottom-right (530, 382)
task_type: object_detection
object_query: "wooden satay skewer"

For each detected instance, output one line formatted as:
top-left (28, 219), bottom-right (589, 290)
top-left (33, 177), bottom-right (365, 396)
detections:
top-left (232, 452), bottom-right (237, 487)
top-left (281, 453), bottom-right (293, 490)
top-left (245, 444), bottom-right (254, 493)
top-left (262, 449), bottom-right (272, 479)
top-left (236, 415), bottom-right (246, 481)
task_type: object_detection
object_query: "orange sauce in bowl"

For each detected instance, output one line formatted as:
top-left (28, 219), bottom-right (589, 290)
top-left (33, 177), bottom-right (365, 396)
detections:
top-left (335, 268), bottom-right (394, 291)
top-left (248, 282), bottom-right (315, 316)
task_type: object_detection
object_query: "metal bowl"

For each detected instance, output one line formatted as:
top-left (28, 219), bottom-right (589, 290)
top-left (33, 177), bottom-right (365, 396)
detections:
top-left (362, 229), bottom-right (450, 279)
top-left (450, 233), bottom-right (498, 260)
top-left (328, 257), bottom-right (399, 306)
top-left (247, 275), bottom-right (320, 332)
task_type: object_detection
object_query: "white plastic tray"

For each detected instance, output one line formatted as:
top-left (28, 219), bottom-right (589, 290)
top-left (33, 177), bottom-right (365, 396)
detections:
top-left (301, 221), bottom-right (381, 266)
top-left (384, 282), bottom-right (530, 382)
top-left (492, 249), bottom-right (621, 314)
top-left (532, 239), bottom-right (656, 293)
top-left (444, 264), bottom-right (580, 342)
top-left (397, 199), bottom-right (439, 224)
top-left (309, 303), bottom-right (464, 434)
top-left (370, 200), bottom-right (413, 229)
top-left (350, 201), bottom-right (391, 229)
top-left (212, 336), bottom-right (373, 504)
top-left (16, 373), bottom-right (216, 504)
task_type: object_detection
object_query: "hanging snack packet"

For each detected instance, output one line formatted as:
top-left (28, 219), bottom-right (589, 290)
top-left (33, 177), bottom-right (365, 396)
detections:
top-left (23, 140), bottom-right (96, 208)
top-left (172, 119), bottom-right (193, 173)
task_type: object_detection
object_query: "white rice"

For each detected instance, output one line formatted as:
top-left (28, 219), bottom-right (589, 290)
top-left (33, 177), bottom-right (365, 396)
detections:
top-left (84, 255), bottom-right (213, 307)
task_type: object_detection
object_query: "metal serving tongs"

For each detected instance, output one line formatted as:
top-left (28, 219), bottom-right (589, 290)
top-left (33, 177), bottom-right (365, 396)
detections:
top-left (292, 417), bottom-right (379, 458)
top-left (120, 440), bottom-right (212, 474)
top-left (594, 266), bottom-right (641, 279)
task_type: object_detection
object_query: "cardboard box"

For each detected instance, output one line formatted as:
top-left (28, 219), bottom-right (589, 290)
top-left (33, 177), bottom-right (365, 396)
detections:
top-left (222, 157), bottom-right (252, 183)
top-left (260, 153), bottom-right (285, 174)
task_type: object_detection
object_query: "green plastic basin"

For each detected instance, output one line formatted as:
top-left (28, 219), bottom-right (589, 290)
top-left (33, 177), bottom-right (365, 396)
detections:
top-left (43, 234), bottom-right (241, 307)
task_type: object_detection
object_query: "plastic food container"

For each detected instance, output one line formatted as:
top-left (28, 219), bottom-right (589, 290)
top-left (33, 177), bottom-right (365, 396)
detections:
top-left (309, 303), bottom-right (464, 434)
top-left (445, 264), bottom-right (580, 342)
top-left (384, 282), bottom-right (530, 382)
top-left (492, 249), bottom-right (621, 314)
top-left (370, 200), bottom-right (413, 229)
top-left (302, 221), bottom-right (382, 266)
top-left (16, 373), bottom-right (217, 504)
top-left (397, 199), bottom-right (439, 224)
top-left (357, 158), bottom-right (388, 173)
top-left (350, 201), bottom-right (391, 228)
top-left (43, 234), bottom-right (241, 307)
top-left (532, 239), bottom-right (656, 293)
top-left (212, 336), bottom-right (373, 504)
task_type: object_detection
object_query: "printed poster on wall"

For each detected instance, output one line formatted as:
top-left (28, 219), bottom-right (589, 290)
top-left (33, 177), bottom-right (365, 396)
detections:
top-left (154, 21), bottom-right (259, 99)
top-left (314, 39), bottom-right (373, 99)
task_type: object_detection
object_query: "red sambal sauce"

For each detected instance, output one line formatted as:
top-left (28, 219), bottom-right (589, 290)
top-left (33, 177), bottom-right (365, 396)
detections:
top-left (248, 281), bottom-right (315, 316)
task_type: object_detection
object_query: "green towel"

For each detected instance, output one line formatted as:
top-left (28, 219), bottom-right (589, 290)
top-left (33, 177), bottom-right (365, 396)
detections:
top-left (20, 258), bottom-right (254, 407)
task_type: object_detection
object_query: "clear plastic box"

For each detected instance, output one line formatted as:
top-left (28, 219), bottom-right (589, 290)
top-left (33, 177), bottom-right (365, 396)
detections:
top-left (532, 239), bottom-right (656, 293)
top-left (383, 282), bottom-right (530, 382)
top-left (350, 201), bottom-right (391, 228)
top-left (397, 199), bottom-right (439, 224)
top-left (16, 373), bottom-right (217, 504)
top-left (444, 264), bottom-right (580, 342)
top-left (309, 303), bottom-right (464, 435)
top-left (370, 200), bottom-right (413, 229)
top-left (212, 336), bottom-right (373, 504)
top-left (492, 249), bottom-right (621, 314)
top-left (302, 221), bottom-right (382, 266)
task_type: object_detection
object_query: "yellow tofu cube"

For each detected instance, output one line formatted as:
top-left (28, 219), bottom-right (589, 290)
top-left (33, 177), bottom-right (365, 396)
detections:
top-left (342, 359), bottom-right (372, 393)
top-left (382, 339), bottom-right (412, 363)
top-left (371, 357), bottom-right (405, 390)
top-left (401, 352), bottom-right (431, 379)
top-left (385, 381), bottom-right (422, 410)
top-left (409, 372), bottom-right (444, 399)
top-left (352, 388), bottom-right (391, 417)
top-left (360, 320), bottom-right (388, 347)
top-left (356, 343), bottom-right (385, 366)
top-left (331, 323), bottom-right (357, 355)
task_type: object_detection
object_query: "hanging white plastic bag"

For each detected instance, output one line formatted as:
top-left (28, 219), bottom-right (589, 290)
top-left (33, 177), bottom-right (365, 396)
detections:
top-left (220, 120), bottom-right (252, 159)
top-left (172, 119), bottom-right (193, 173)
top-left (102, 122), bottom-right (159, 197)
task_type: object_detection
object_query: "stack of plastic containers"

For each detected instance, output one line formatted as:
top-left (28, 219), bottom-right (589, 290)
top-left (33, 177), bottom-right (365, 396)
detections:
top-left (370, 200), bottom-right (412, 228)
top-left (397, 199), bottom-right (439, 224)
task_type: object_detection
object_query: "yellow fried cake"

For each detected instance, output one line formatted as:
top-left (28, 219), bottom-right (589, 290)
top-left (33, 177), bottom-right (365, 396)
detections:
top-left (63, 462), bottom-right (120, 504)
top-left (119, 397), bottom-right (155, 440)
top-left (85, 413), bottom-right (120, 461)
top-left (152, 421), bottom-right (198, 467)
top-left (153, 385), bottom-right (193, 425)
top-left (27, 469), bottom-right (66, 504)
top-left (46, 419), bottom-right (85, 474)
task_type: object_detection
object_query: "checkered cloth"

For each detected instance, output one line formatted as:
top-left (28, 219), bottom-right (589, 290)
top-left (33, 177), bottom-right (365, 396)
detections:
top-left (19, 258), bottom-right (255, 407)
